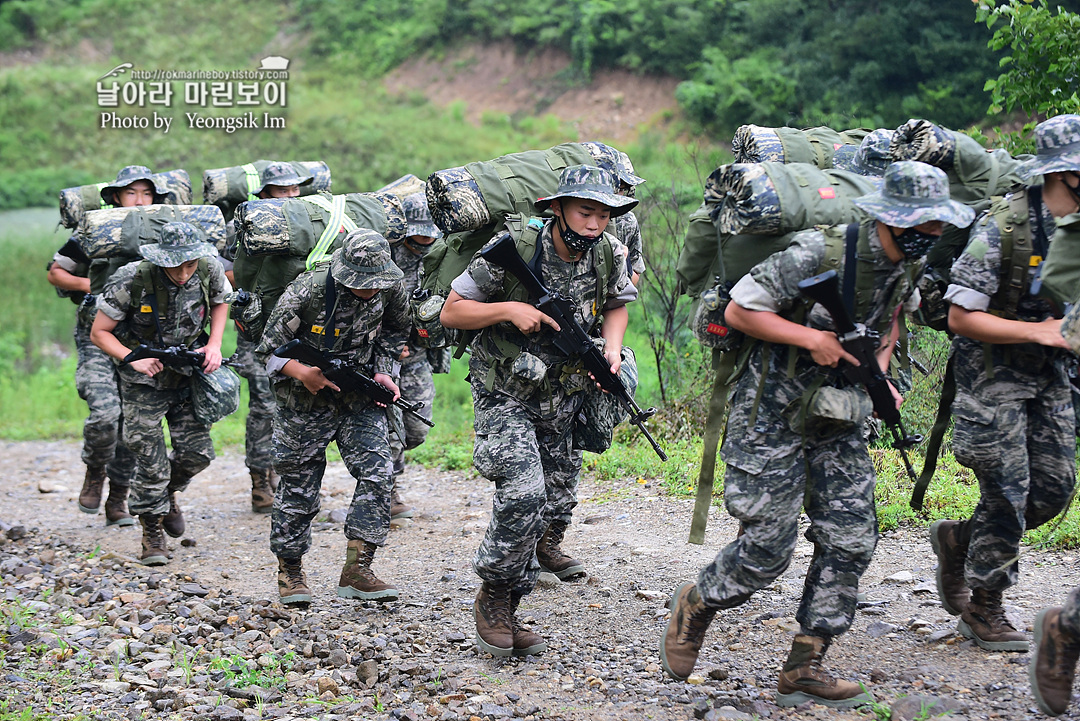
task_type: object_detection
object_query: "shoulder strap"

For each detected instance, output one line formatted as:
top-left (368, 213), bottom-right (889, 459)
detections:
top-left (841, 222), bottom-right (860, 317)
top-left (321, 267), bottom-right (338, 351)
top-left (131, 261), bottom-right (166, 344)
top-left (242, 163), bottom-right (261, 202)
top-left (993, 190), bottom-right (1032, 319)
top-left (303, 195), bottom-right (359, 270)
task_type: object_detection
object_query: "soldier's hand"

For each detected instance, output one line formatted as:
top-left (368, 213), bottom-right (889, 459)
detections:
top-left (590, 347), bottom-right (623, 392)
top-left (506, 302), bottom-right (560, 335)
top-left (808, 330), bottom-right (859, 368)
top-left (1033, 317), bottom-right (1071, 349)
top-left (130, 357), bottom-right (163, 378)
top-left (198, 345), bottom-right (223, 373)
top-left (300, 366), bottom-right (339, 395)
top-left (373, 373), bottom-right (400, 406)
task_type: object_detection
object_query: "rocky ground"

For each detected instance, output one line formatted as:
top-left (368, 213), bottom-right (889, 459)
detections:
top-left (3, 440), bottom-right (1080, 721)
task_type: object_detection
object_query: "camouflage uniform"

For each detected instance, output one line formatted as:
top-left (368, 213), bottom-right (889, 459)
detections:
top-left (452, 204), bottom-right (635, 595)
top-left (51, 238), bottom-right (137, 490)
top-left (255, 230), bottom-right (409, 560)
top-left (96, 252), bottom-right (230, 517)
top-left (613, 152), bottom-right (647, 279)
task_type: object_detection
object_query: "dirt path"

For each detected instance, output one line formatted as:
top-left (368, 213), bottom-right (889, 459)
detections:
top-left (3, 439), bottom-right (1080, 720)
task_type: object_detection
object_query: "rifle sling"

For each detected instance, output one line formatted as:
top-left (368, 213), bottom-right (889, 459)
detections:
top-left (910, 351), bottom-right (957, 511)
top-left (842, 222), bottom-right (859, 318)
top-left (688, 349), bottom-right (737, 545)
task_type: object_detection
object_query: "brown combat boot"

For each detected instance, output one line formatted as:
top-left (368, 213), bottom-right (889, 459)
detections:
top-left (250, 469), bottom-right (274, 514)
top-left (277, 556), bottom-right (312, 607)
top-left (162, 490), bottom-right (185, 538)
top-left (1031, 606), bottom-right (1080, 716)
top-left (536, 519), bottom-right (586, 580)
top-left (776, 634), bottom-right (873, 708)
top-left (660, 582), bottom-right (716, 680)
top-left (929, 519), bottom-right (970, 615)
top-left (959, 587), bottom-right (1028, 651)
top-left (138, 514), bottom-right (169, 567)
top-left (103, 483), bottom-right (134, 527)
top-left (390, 481), bottom-right (415, 520)
top-left (509, 591), bottom-right (547, 656)
top-left (337, 540), bottom-right (399, 601)
top-left (78, 466), bottom-right (106, 514)
top-left (474, 581), bottom-right (514, 657)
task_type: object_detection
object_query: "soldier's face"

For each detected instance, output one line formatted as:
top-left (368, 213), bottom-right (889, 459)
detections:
top-left (552, 198), bottom-right (611, 237)
top-left (1043, 172), bottom-right (1080, 217)
top-left (163, 260), bottom-right (200, 286)
top-left (350, 287), bottom-right (379, 300)
top-left (261, 184), bottom-right (300, 199)
top-left (116, 180), bottom-right (155, 207)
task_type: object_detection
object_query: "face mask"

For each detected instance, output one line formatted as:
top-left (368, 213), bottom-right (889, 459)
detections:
top-left (890, 227), bottom-right (937, 259)
top-left (556, 215), bottom-right (600, 254)
top-left (404, 237), bottom-right (435, 257)
top-left (1064, 173), bottom-right (1080, 209)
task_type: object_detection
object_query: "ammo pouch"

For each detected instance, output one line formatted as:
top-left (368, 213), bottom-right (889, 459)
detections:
top-left (410, 291), bottom-right (458, 350)
top-left (190, 365), bottom-right (241, 425)
top-left (227, 290), bottom-right (264, 343)
top-left (798, 385), bottom-right (873, 431)
top-left (914, 270), bottom-right (949, 332)
top-left (693, 282), bottom-right (743, 352)
top-left (572, 347), bottom-right (638, 454)
top-left (505, 351), bottom-right (550, 399)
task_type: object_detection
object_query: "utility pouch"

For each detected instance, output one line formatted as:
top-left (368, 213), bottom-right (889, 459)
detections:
top-left (693, 282), bottom-right (743, 351)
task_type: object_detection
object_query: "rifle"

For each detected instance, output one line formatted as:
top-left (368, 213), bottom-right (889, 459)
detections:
top-left (478, 234), bottom-right (667, 461)
top-left (122, 344), bottom-right (237, 369)
top-left (272, 339), bottom-right (434, 427)
top-left (797, 269), bottom-right (923, 480)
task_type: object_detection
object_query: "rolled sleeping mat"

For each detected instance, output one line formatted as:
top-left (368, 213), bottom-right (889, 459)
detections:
top-left (78, 204), bottom-right (225, 261)
top-left (202, 160), bottom-right (331, 221)
top-left (731, 125), bottom-right (873, 168)
top-left (58, 168), bottom-right (191, 229)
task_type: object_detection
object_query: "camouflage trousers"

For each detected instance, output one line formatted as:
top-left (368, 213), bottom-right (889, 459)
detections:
top-left (951, 343), bottom-right (1076, 591)
top-left (74, 307), bottom-right (136, 487)
top-left (1058, 585), bottom-right (1080, 636)
top-left (270, 400), bottom-right (393, 559)
top-left (232, 335), bottom-right (275, 472)
top-left (471, 385), bottom-right (585, 596)
top-left (389, 355), bottom-right (435, 469)
top-left (700, 346), bottom-right (877, 638)
top-left (119, 379), bottom-right (215, 516)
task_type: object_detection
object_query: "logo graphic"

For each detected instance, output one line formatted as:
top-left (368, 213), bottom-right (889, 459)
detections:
top-left (99, 63), bottom-right (133, 80)
top-left (258, 56), bottom-right (290, 71)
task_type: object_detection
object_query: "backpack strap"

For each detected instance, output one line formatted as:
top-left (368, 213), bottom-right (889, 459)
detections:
top-left (841, 222), bottom-right (860, 317)
top-left (242, 163), bottom-right (261, 202)
top-left (303, 195), bottom-right (359, 270)
top-left (993, 190), bottom-right (1033, 319)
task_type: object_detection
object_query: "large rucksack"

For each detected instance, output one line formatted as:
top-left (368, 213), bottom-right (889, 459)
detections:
top-left (731, 125), bottom-right (873, 167)
top-left (59, 169), bottom-right (192, 229)
top-left (202, 160), bottom-right (332, 222)
top-left (229, 192), bottom-right (406, 342)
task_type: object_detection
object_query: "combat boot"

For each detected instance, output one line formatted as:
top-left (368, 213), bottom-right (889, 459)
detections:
top-left (776, 634), bottom-right (873, 708)
top-left (103, 483), bottom-right (134, 527)
top-left (390, 481), bottom-right (415, 520)
top-left (78, 466), bottom-right (106, 514)
top-left (660, 582), bottom-right (716, 680)
top-left (250, 469), bottom-right (274, 514)
top-left (929, 519), bottom-right (970, 615)
top-left (536, 519), bottom-right (586, 580)
top-left (337, 540), bottom-right (399, 601)
top-left (474, 581), bottom-right (514, 657)
top-left (509, 591), bottom-right (547, 656)
top-left (277, 556), bottom-right (312, 607)
top-left (162, 490), bottom-right (185, 538)
top-left (1031, 606), bottom-right (1080, 716)
top-left (138, 514), bottom-right (169, 567)
top-left (958, 588), bottom-right (1028, 651)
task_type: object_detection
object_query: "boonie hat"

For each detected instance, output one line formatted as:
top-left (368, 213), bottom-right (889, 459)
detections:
top-left (1016, 114), bottom-right (1080, 181)
top-left (852, 161), bottom-right (974, 228)
top-left (139, 222), bottom-right (216, 267)
top-left (100, 165), bottom-right (168, 205)
top-left (330, 229), bottom-right (404, 290)
top-left (615, 151), bottom-right (646, 187)
top-left (535, 165), bottom-right (638, 218)
top-left (853, 129), bottom-right (893, 177)
top-left (402, 191), bottom-right (442, 239)
top-left (255, 162), bottom-right (314, 196)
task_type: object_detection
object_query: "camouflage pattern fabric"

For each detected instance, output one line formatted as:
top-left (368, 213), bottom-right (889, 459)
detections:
top-left (535, 165), bottom-right (636, 217)
top-left (377, 173), bottom-right (425, 200)
top-left (269, 401), bottom-right (393, 558)
top-left (889, 119), bottom-right (956, 167)
top-left (614, 210), bottom-right (646, 276)
top-left (1058, 585), bottom-right (1080, 636)
top-left (731, 125), bottom-right (870, 168)
top-left (254, 162), bottom-right (313, 197)
top-left (389, 242), bottom-right (436, 461)
top-left (945, 206), bottom-right (1076, 591)
top-left (139, 221), bottom-right (216, 267)
top-left (695, 226), bottom-right (922, 636)
top-left (329, 229), bottom-right (403, 290)
top-left (202, 160), bottom-right (330, 207)
top-left (79, 205), bottom-right (227, 261)
top-left (75, 303), bottom-right (136, 486)
top-left (853, 161), bottom-right (975, 229)
top-left (1017, 114), bottom-right (1080, 180)
top-left (231, 335), bottom-right (275, 472)
top-left (572, 346), bottom-right (637, 453)
top-left (121, 379), bottom-right (214, 516)
top-left (426, 166), bottom-right (489, 234)
top-left (59, 168), bottom-right (191, 229)
top-left (731, 125), bottom-right (785, 163)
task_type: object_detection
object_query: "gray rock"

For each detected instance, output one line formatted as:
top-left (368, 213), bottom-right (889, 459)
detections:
top-left (867, 622), bottom-right (901, 638)
top-left (328, 649), bottom-right (349, 668)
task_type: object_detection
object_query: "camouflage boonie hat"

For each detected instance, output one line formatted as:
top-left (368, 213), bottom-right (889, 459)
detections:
top-left (255, 162), bottom-right (314, 196)
top-left (402, 191), bottom-right (442, 239)
top-left (140, 222), bottom-right (216, 267)
top-left (330, 228), bottom-right (404, 290)
top-left (853, 129), bottom-right (893, 177)
top-left (831, 144), bottom-right (859, 173)
top-left (853, 160), bottom-right (975, 228)
top-left (615, 152), bottom-right (646, 187)
top-left (100, 165), bottom-right (168, 205)
top-left (535, 165), bottom-right (638, 218)
top-left (1016, 114), bottom-right (1080, 181)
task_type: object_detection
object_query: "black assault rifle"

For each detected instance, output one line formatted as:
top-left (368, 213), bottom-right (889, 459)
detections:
top-left (122, 344), bottom-right (237, 369)
top-left (272, 339), bottom-right (434, 427)
top-left (798, 269), bottom-right (923, 481)
top-left (478, 234), bottom-right (667, 461)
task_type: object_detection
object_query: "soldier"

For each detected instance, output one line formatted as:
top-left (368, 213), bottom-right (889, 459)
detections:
top-left (931, 115), bottom-right (1080, 653)
top-left (256, 229), bottom-right (409, 607)
top-left (387, 190), bottom-right (443, 520)
top-left (660, 161), bottom-right (974, 708)
top-left (90, 222), bottom-right (229, 565)
top-left (440, 164), bottom-right (637, 657)
top-left (47, 166), bottom-right (169, 526)
top-left (612, 151), bottom-right (647, 286)
top-left (220, 163), bottom-right (314, 513)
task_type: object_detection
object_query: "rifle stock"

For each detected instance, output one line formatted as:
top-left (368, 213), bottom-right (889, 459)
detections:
top-left (479, 234), bottom-right (667, 461)
top-left (797, 269), bottom-right (923, 480)
top-left (272, 339), bottom-right (434, 427)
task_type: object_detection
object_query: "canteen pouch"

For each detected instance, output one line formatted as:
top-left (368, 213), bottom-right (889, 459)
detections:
top-left (693, 282), bottom-right (743, 352)
top-left (191, 365), bottom-right (242, 425)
